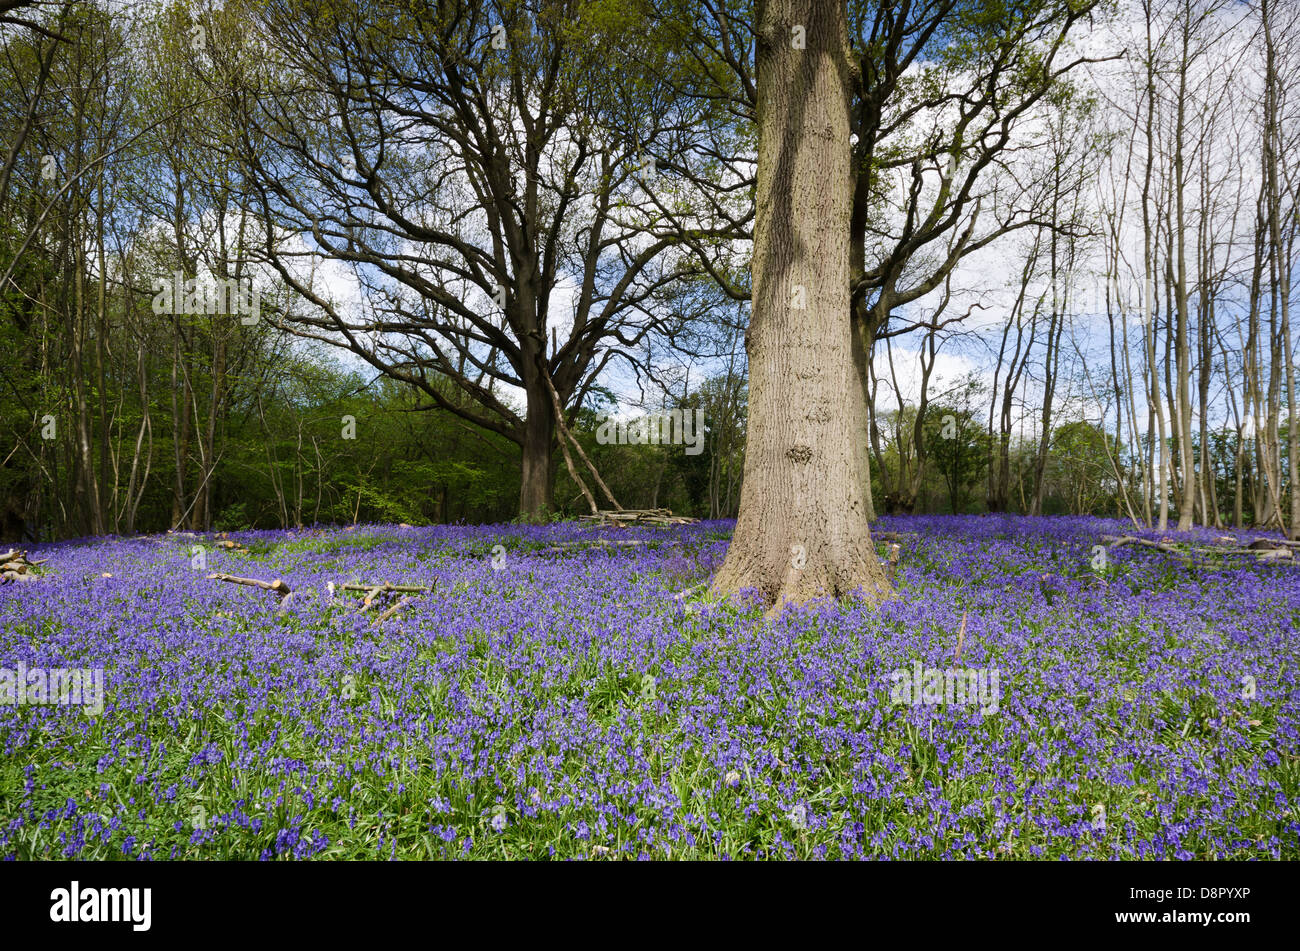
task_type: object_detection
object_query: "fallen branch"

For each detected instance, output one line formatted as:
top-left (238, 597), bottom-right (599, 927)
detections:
top-left (872, 531), bottom-right (917, 542)
top-left (1255, 548), bottom-right (1294, 563)
top-left (1099, 535), bottom-right (1293, 564)
top-left (1101, 534), bottom-right (1174, 551)
top-left (1247, 537), bottom-right (1300, 550)
top-left (671, 582), bottom-right (709, 615)
top-left (338, 583), bottom-right (434, 594)
top-left (374, 595), bottom-right (416, 625)
top-left (541, 538), bottom-right (671, 553)
top-left (337, 582), bottom-right (436, 614)
top-left (207, 573), bottom-right (292, 598)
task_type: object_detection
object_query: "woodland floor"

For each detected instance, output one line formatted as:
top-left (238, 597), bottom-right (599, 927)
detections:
top-left (1, 515), bottom-right (1296, 859)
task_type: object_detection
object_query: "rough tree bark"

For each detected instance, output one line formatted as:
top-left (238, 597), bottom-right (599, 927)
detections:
top-left (712, 0), bottom-right (891, 610)
top-left (518, 350), bottom-right (556, 520)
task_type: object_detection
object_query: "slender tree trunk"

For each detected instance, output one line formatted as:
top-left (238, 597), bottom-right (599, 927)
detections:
top-left (1262, 0), bottom-right (1298, 537)
top-left (1172, 22), bottom-right (1196, 531)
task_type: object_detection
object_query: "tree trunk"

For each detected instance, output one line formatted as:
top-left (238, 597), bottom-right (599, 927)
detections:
top-left (1171, 23), bottom-right (1196, 532)
top-left (712, 0), bottom-right (890, 609)
top-left (1262, 0), bottom-right (1298, 538)
top-left (518, 365), bottom-right (555, 521)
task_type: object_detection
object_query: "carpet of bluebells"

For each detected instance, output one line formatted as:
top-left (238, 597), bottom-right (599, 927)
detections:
top-left (1, 515), bottom-right (1297, 860)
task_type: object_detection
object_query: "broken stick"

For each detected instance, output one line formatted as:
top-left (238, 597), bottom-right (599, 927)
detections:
top-left (373, 596), bottom-right (416, 625)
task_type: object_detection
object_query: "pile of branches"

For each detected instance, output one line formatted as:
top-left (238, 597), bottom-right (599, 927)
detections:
top-left (539, 373), bottom-right (697, 528)
top-left (1100, 534), bottom-right (1298, 564)
top-left (577, 508), bottom-right (698, 527)
top-left (336, 582), bottom-right (435, 624)
top-left (206, 574), bottom-right (434, 624)
top-left (540, 537), bottom-right (673, 554)
top-left (0, 548), bottom-right (46, 584)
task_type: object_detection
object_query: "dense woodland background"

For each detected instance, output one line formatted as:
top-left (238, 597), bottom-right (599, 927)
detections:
top-left (0, 0), bottom-right (1296, 541)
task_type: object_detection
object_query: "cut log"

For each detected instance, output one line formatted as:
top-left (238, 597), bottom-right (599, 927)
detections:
top-left (0, 549), bottom-right (45, 582)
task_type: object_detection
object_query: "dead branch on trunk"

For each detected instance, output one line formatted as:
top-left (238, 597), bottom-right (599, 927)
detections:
top-left (556, 426), bottom-right (600, 515)
top-left (542, 370), bottom-right (623, 513)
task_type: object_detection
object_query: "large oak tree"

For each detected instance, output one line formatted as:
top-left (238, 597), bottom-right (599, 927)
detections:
top-left (220, 0), bottom-right (744, 520)
top-left (711, 0), bottom-right (892, 608)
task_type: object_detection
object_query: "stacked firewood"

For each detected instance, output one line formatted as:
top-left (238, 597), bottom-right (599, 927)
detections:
top-left (0, 549), bottom-right (46, 584)
top-left (215, 533), bottom-right (248, 553)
